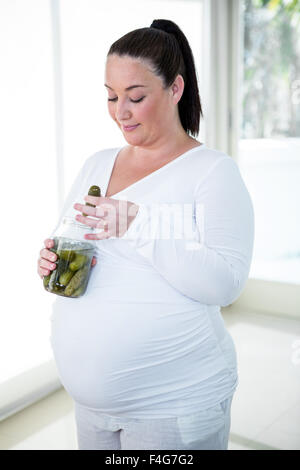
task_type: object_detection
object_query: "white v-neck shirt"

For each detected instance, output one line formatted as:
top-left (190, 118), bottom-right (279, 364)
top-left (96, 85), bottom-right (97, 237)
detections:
top-left (50, 144), bottom-right (254, 418)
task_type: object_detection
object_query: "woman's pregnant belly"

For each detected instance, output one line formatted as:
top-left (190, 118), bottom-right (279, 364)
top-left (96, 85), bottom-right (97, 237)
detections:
top-left (50, 262), bottom-right (237, 416)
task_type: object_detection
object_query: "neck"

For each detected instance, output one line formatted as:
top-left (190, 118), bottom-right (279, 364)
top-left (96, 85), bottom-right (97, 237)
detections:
top-left (131, 132), bottom-right (199, 163)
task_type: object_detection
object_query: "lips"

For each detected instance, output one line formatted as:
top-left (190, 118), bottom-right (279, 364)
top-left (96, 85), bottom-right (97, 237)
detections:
top-left (123, 124), bottom-right (140, 131)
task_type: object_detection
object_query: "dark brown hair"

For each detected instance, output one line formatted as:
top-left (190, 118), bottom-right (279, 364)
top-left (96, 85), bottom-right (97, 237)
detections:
top-left (107, 19), bottom-right (203, 137)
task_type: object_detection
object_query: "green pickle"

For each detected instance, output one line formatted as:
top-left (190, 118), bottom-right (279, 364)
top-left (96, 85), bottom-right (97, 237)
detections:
top-left (72, 285), bottom-right (86, 297)
top-left (43, 273), bottom-right (51, 288)
top-left (58, 249), bottom-right (76, 262)
top-left (59, 269), bottom-right (74, 286)
top-left (83, 185), bottom-right (101, 216)
top-left (64, 265), bottom-right (90, 297)
top-left (69, 253), bottom-right (88, 271)
top-left (55, 257), bottom-right (69, 277)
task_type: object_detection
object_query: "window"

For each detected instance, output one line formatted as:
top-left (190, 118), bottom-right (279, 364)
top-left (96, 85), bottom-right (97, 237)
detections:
top-left (238, 0), bottom-right (300, 284)
top-left (0, 0), bottom-right (58, 387)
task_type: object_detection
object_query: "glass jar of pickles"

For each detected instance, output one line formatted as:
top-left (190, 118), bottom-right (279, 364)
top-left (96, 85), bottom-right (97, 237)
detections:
top-left (43, 216), bottom-right (96, 298)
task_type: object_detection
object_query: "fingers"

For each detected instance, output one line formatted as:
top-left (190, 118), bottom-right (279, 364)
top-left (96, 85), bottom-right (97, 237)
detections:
top-left (85, 230), bottom-right (111, 241)
top-left (38, 257), bottom-right (57, 276)
top-left (91, 256), bottom-right (97, 267)
top-left (40, 248), bottom-right (57, 262)
top-left (38, 261), bottom-right (51, 279)
top-left (44, 238), bottom-right (54, 249)
top-left (38, 242), bottom-right (57, 279)
top-left (84, 195), bottom-right (109, 206)
top-left (73, 203), bottom-right (96, 217)
top-left (73, 203), bottom-right (107, 218)
top-left (75, 213), bottom-right (108, 230)
top-left (38, 265), bottom-right (50, 278)
top-left (73, 200), bottom-right (117, 239)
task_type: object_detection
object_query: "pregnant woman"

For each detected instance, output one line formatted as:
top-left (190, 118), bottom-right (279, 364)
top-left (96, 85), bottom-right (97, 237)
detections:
top-left (37, 19), bottom-right (254, 450)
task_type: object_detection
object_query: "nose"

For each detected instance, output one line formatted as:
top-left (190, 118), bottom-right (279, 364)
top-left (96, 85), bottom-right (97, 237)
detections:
top-left (115, 99), bottom-right (132, 123)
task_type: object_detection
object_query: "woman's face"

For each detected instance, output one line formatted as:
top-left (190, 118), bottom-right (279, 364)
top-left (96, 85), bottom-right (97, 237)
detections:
top-left (104, 54), bottom-right (183, 148)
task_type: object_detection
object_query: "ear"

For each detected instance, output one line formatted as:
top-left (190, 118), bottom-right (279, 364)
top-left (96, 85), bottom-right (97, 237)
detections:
top-left (171, 74), bottom-right (185, 105)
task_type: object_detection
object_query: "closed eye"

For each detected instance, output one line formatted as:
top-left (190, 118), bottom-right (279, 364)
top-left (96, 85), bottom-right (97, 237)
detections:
top-left (108, 97), bottom-right (145, 103)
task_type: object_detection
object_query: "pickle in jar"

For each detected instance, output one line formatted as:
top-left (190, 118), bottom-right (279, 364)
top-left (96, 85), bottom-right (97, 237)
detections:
top-left (71, 285), bottom-right (86, 297)
top-left (59, 269), bottom-right (75, 286)
top-left (64, 265), bottom-right (90, 296)
top-left (69, 253), bottom-right (88, 271)
top-left (43, 273), bottom-right (51, 288)
top-left (57, 249), bottom-right (76, 262)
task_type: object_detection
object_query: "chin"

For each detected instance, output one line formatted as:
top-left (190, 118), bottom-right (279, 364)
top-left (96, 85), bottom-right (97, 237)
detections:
top-left (123, 134), bottom-right (143, 145)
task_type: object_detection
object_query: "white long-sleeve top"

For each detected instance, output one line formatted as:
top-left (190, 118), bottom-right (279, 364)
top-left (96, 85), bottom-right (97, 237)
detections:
top-left (50, 144), bottom-right (254, 419)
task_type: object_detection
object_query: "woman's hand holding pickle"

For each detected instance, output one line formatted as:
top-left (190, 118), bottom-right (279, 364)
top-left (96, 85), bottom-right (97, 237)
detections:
top-left (73, 195), bottom-right (139, 240)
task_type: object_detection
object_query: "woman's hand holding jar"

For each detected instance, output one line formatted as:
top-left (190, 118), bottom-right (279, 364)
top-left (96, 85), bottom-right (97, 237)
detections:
top-left (37, 238), bottom-right (98, 280)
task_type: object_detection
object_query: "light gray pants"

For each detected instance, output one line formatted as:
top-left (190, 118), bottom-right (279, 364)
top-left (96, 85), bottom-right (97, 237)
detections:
top-left (74, 395), bottom-right (233, 450)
